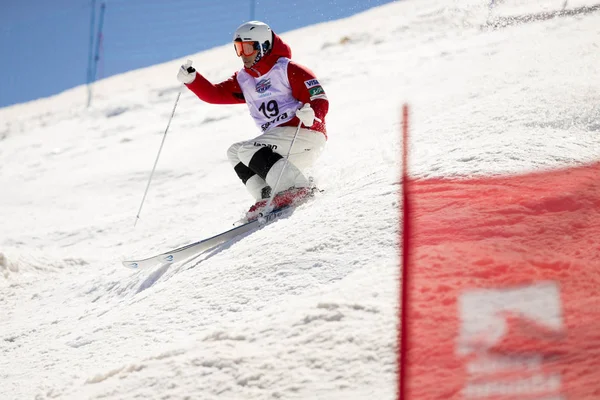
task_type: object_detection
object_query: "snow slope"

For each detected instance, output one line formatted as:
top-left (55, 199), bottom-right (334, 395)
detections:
top-left (1, 0), bottom-right (599, 398)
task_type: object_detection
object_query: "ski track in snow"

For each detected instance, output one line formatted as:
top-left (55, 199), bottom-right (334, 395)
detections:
top-left (1, 0), bottom-right (599, 398)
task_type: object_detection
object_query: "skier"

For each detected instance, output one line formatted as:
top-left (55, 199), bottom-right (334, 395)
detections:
top-left (177, 21), bottom-right (328, 217)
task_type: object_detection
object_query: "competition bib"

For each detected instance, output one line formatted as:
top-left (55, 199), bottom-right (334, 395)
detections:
top-left (237, 58), bottom-right (302, 132)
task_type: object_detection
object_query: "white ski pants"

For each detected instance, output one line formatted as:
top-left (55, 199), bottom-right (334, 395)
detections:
top-left (227, 126), bottom-right (326, 200)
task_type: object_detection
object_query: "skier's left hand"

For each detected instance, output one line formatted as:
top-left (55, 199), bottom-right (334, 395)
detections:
top-left (296, 103), bottom-right (316, 127)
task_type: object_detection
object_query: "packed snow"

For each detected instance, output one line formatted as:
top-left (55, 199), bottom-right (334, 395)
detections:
top-left (1, 0), bottom-right (599, 398)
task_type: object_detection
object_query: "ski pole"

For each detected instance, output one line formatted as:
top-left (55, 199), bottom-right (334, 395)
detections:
top-left (262, 120), bottom-right (303, 216)
top-left (134, 66), bottom-right (189, 227)
top-left (261, 114), bottom-right (321, 219)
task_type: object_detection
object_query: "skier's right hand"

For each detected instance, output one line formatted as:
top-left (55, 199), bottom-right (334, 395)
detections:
top-left (177, 60), bottom-right (196, 84)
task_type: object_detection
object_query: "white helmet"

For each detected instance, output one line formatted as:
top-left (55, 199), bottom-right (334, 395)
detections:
top-left (233, 21), bottom-right (273, 57)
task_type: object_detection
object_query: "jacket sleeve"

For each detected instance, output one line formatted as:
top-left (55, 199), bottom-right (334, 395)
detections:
top-left (287, 61), bottom-right (329, 132)
top-left (185, 72), bottom-right (246, 105)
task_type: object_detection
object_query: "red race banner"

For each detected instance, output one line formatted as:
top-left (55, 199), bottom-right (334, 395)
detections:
top-left (399, 104), bottom-right (600, 400)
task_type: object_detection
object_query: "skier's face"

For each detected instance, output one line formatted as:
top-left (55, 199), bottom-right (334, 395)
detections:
top-left (241, 52), bottom-right (259, 68)
top-left (234, 40), bottom-right (259, 68)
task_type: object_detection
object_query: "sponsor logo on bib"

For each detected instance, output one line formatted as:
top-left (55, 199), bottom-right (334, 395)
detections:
top-left (256, 78), bottom-right (272, 94)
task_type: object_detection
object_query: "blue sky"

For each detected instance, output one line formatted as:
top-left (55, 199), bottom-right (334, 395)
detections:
top-left (0, 0), bottom-right (395, 108)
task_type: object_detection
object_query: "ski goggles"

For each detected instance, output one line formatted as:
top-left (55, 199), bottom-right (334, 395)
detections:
top-left (233, 41), bottom-right (258, 57)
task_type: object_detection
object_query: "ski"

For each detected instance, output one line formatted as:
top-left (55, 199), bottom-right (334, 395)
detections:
top-left (122, 205), bottom-right (295, 269)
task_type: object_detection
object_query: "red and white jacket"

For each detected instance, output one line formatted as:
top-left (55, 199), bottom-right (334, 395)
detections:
top-left (185, 33), bottom-right (328, 138)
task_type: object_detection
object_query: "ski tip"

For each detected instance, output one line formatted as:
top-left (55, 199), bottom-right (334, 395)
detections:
top-left (122, 261), bottom-right (140, 269)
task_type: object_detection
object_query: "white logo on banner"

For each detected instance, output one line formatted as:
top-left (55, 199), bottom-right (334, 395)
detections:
top-left (457, 281), bottom-right (564, 399)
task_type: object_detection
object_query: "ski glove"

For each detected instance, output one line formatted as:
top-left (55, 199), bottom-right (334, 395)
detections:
top-left (296, 103), bottom-right (316, 127)
top-left (177, 60), bottom-right (196, 84)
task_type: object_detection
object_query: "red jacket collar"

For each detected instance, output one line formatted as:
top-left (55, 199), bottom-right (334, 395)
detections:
top-left (243, 32), bottom-right (292, 77)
